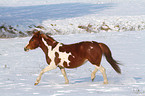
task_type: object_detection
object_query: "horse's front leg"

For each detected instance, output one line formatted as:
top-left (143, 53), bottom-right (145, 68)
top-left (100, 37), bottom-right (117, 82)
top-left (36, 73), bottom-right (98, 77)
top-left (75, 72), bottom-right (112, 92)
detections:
top-left (59, 67), bottom-right (69, 84)
top-left (34, 64), bottom-right (57, 85)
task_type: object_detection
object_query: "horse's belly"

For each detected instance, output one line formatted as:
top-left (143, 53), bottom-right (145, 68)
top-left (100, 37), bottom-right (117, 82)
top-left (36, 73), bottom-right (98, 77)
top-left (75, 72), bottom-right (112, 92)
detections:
top-left (64, 56), bottom-right (87, 68)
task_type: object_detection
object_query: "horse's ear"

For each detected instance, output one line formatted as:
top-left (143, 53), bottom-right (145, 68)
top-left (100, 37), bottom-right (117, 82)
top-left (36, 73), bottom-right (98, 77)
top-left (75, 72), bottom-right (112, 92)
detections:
top-left (32, 29), bottom-right (39, 34)
top-left (41, 33), bottom-right (56, 43)
top-left (41, 33), bottom-right (49, 39)
top-left (32, 31), bottom-right (41, 38)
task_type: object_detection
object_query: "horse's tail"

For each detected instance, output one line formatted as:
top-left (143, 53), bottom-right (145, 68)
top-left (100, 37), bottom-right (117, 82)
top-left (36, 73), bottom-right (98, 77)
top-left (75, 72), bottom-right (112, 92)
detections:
top-left (99, 43), bottom-right (121, 74)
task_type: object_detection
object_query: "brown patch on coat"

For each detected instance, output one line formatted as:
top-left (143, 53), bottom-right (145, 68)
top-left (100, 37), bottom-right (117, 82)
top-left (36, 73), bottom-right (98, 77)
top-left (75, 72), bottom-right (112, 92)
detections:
top-left (55, 52), bottom-right (61, 66)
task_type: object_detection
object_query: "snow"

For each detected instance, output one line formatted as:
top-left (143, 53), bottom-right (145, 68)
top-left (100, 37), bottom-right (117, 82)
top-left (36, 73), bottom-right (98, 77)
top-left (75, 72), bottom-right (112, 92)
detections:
top-left (0, 0), bottom-right (122, 7)
top-left (0, 0), bottom-right (145, 95)
top-left (42, 15), bottom-right (145, 35)
top-left (0, 0), bottom-right (145, 34)
top-left (0, 31), bottom-right (145, 96)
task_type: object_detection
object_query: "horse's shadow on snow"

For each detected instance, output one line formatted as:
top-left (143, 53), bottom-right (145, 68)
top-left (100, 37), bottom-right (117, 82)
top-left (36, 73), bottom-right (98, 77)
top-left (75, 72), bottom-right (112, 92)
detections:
top-left (71, 75), bottom-right (103, 84)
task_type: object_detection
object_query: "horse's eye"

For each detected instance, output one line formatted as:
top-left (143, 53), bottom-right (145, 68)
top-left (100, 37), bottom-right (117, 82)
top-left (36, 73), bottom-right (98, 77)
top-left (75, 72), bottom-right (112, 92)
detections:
top-left (31, 39), bottom-right (34, 41)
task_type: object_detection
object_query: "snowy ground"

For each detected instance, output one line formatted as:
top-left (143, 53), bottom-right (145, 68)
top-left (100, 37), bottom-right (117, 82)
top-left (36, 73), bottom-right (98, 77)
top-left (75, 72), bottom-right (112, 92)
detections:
top-left (0, 0), bottom-right (145, 96)
top-left (1, 0), bottom-right (145, 33)
top-left (0, 31), bottom-right (145, 96)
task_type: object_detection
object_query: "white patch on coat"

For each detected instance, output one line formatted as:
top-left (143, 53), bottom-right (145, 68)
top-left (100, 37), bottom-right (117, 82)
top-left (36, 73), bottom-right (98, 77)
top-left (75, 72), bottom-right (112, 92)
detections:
top-left (90, 46), bottom-right (93, 49)
top-left (72, 55), bottom-right (75, 58)
top-left (42, 38), bottom-right (71, 67)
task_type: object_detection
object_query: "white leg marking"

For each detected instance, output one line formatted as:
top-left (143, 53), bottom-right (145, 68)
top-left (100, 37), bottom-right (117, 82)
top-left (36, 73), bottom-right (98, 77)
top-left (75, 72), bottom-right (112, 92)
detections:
top-left (34, 64), bottom-right (57, 85)
top-left (91, 67), bottom-right (98, 81)
top-left (60, 68), bottom-right (69, 84)
top-left (96, 65), bottom-right (108, 84)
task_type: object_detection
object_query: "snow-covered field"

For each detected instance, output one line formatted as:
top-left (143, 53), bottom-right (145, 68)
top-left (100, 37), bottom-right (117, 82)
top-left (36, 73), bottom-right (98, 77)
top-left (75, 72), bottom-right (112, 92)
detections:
top-left (1, 0), bottom-right (145, 34)
top-left (0, 0), bottom-right (145, 96)
top-left (0, 31), bottom-right (145, 96)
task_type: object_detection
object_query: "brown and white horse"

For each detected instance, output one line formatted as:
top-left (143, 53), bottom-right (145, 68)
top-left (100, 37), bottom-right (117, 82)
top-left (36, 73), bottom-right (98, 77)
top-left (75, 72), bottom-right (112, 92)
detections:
top-left (24, 31), bottom-right (121, 85)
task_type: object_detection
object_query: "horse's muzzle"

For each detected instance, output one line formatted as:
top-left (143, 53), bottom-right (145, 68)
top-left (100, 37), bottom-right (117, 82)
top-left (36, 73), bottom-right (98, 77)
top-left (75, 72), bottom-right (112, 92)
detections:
top-left (24, 47), bottom-right (29, 52)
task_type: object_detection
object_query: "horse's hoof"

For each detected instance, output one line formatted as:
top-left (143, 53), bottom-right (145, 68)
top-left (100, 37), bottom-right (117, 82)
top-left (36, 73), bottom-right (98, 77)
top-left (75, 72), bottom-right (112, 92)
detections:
top-left (91, 78), bottom-right (95, 82)
top-left (103, 81), bottom-right (108, 84)
top-left (65, 81), bottom-right (69, 84)
top-left (65, 82), bottom-right (69, 84)
top-left (34, 83), bottom-right (39, 85)
top-left (91, 74), bottom-right (95, 82)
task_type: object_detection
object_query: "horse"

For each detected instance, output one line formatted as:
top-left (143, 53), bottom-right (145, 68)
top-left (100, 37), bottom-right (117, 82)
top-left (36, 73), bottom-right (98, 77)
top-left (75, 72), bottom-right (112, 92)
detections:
top-left (24, 31), bottom-right (121, 85)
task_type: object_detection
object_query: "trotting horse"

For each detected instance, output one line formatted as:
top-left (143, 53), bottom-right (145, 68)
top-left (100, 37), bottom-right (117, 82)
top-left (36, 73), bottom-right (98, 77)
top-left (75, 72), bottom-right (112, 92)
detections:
top-left (24, 31), bottom-right (121, 85)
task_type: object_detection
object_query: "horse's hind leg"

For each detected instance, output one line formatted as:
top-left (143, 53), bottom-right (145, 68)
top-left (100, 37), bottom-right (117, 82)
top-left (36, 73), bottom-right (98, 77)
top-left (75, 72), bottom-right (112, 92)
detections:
top-left (96, 65), bottom-right (108, 84)
top-left (91, 67), bottom-right (98, 81)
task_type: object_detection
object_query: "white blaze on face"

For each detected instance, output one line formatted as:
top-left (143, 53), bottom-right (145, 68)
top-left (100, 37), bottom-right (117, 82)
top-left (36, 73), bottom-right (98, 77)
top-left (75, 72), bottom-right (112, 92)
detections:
top-left (42, 38), bottom-right (71, 67)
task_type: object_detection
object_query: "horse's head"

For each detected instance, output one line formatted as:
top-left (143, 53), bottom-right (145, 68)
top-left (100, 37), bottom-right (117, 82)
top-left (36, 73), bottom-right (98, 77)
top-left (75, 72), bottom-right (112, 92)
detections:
top-left (24, 30), bottom-right (57, 52)
top-left (24, 31), bottom-right (43, 52)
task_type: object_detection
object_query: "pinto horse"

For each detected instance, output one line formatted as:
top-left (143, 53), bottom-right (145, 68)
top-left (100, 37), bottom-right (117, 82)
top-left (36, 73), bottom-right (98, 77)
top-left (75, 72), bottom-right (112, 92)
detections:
top-left (24, 31), bottom-right (121, 85)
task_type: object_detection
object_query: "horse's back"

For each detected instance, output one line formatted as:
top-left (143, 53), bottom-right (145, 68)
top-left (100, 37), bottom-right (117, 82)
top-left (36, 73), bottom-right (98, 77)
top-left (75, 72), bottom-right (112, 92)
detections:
top-left (60, 41), bottom-right (102, 68)
top-left (61, 41), bottom-right (102, 57)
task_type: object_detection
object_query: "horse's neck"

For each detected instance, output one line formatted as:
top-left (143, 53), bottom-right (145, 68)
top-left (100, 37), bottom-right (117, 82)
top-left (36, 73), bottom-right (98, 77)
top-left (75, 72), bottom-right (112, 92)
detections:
top-left (40, 40), bottom-right (48, 55)
top-left (40, 38), bottom-right (59, 55)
